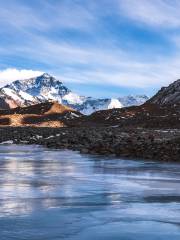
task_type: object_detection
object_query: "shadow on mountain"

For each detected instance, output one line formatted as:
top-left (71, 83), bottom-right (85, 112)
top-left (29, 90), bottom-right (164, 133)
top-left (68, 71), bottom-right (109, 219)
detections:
top-left (0, 117), bottom-right (10, 125)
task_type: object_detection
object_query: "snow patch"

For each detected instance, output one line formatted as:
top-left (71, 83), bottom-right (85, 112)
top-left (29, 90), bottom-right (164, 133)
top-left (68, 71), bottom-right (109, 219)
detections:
top-left (63, 92), bottom-right (84, 105)
top-left (108, 98), bottom-right (123, 109)
top-left (0, 140), bottom-right (13, 144)
top-left (19, 90), bottom-right (35, 101)
top-left (2, 88), bottom-right (22, 102)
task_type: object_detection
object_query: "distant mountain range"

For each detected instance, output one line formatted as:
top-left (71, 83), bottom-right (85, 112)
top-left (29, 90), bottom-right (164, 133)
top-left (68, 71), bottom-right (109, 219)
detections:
top-left (0, 73), bottom-right (149, 114)
top-left (0, 74), bottom-right (179, 129)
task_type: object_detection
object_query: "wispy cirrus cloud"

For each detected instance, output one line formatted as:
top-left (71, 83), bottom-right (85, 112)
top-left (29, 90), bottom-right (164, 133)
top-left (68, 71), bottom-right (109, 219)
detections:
top-left (1, 0), bottom-right (180, 96)
top-left (118, 0), bottom-right (180, 28)
top-left (1, 33), bottom-right (180, 90)
top-left (0, 0), bottom-right (97, 33)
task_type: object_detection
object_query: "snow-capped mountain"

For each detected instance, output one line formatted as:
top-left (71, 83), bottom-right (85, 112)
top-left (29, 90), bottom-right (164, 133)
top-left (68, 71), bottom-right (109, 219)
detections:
top-left (119, 95), bottom-right (149, 107)
top-left (4, 73), bottom-right (70, 103)
top-left (64, 95), bottom-right (149, 115)
top-left (66, 98), bottom-right (124, 115)
top-left (0, 73), bottom-right (149, 114)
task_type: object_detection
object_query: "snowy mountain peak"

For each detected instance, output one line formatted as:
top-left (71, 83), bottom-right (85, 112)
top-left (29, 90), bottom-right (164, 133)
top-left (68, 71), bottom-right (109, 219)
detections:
top-left (3, 73), bottom-right (71, 103)
top-left (41, 73), bottom-right (52, 78)
top-left (0, 73), bottom-right (149, 113)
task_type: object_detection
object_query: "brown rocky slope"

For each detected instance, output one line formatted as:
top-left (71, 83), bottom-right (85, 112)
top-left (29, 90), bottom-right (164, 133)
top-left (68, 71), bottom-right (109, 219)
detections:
top-left (0, 101), bottom-right (82, 127)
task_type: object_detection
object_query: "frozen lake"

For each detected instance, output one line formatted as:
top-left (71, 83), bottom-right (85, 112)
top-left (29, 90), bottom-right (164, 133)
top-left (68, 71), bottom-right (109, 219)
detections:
top-left (0, 144), bottom-right (180, 240)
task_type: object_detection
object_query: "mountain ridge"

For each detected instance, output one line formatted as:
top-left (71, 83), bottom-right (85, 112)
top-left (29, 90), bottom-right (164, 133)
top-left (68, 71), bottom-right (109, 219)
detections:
top-left (0, 73), bottom-right (149, 113)
top-left (148, 79), bottom-right (180, 105)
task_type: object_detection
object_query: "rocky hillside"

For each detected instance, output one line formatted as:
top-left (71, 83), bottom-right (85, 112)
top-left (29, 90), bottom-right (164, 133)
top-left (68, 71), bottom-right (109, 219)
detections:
top-left (73, 100), bottom-right (180, 129)
top-left (0, 73), bottom-right (148, 113)
top-left (148, 79), bottom-right (180, 105)
top-left (0, 101), bottom-right (82, 127)
top-left (74, 77), bottom-right (180, 129)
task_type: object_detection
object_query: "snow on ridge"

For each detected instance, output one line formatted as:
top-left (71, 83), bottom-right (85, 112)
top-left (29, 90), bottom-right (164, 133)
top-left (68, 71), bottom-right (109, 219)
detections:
top-left (0, 73), bottom-right (149, 114)
top-left (19, 90), bottom-right (35, 101)
top-left (2, 88), bottom-right (23, 102)
top-left (63, 92), bottom-right (84, 105)
top-left (108, 98), bottom-right (123, 109)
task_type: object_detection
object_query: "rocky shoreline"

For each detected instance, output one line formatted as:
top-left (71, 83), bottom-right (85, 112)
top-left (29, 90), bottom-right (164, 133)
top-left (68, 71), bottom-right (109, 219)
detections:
top-left (0, 126), bottom-right (180, 161)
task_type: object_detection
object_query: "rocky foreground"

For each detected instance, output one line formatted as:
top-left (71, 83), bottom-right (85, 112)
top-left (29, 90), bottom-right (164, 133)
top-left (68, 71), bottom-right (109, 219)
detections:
top-left (0, 126), bottom-right (180, 161)
top-left (0, 101), bottom-right (179, 162)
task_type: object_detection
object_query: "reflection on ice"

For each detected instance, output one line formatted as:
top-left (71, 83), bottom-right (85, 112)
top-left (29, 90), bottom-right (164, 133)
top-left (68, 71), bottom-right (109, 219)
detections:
top-left (0, 144), bottom-right (180, 239)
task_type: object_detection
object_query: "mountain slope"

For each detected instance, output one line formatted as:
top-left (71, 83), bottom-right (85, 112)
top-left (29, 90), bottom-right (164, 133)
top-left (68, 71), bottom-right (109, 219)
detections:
top-left (0, 101), bottom-right (82, 127)
top-left (119, 95), bottom-right (149, 107)
top-left (148, 79), bottom-right (180, 105)
top-left (0, 73), bottom-right (149, 113)
top-left (3, 73), bottom-right (70, 103)
top-left (63, 95), bottom-right (149, 115)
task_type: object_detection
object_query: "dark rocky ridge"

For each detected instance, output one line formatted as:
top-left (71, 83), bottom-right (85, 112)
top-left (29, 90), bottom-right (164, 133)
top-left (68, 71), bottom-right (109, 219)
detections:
top-left (73, 103), bottom-right (180, 129)
top-left (0, 100), bottom-right (179, 161)
top-left (0, 126), bottom-right (180, 162)
top-left (148, 79), bottom-right (180, 105)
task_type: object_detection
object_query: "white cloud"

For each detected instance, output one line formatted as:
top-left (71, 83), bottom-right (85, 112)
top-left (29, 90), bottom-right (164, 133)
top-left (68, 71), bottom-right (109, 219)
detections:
top-left (0, 0), bottom-right (97, 33)
top-left (1, 33), bottom-right (180, 90)
top-left (1, 0), bottom-right (180, 93)
top-left (2, 35), bottom-right (180, 89)
top-left (119, 0), bottom-right (180, 28)
top-left (0, 68), bottom-right (43, 87)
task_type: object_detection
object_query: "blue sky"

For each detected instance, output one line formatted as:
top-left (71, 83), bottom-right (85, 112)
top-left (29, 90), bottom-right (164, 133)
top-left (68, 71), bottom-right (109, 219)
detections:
top-left (0, 0), bottom-right (180, 97)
